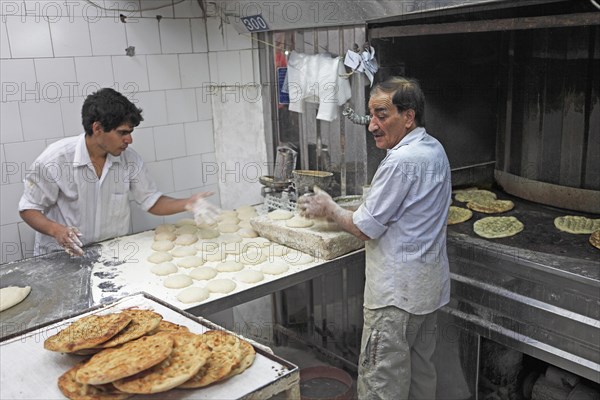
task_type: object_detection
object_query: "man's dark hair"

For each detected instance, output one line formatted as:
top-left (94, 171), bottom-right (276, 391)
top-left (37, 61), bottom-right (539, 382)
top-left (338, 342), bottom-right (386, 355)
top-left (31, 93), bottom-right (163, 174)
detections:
top-left (81, 88), bottom-right (143, 135)
top-left (371, 77), bottom-right (426, 127)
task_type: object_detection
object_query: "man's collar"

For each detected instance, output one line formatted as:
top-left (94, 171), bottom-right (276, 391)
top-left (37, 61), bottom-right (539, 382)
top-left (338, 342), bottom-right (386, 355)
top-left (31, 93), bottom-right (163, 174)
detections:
top-left (390, 126), bottom-right (426, 151)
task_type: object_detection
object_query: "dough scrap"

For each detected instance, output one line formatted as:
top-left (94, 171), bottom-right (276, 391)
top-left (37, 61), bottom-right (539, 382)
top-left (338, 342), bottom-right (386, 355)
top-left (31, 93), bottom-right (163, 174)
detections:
top-left (268, 209), bottom-right (293, 220)
top-left (235, 270), bottom-right (264, 284)
top-left (0, 286), bottom-right (31, 312)
top-left (171, 246), bottom-right (197, 258)
top-left (177, 287), bottom-right (210, 304)
top-left (150, 262), bottom-right (178, 276)
top-left (285, 215), bottom-right (314, 228)
top-left (175, 233), bottom-right (198, 246)
top-left (152, 240), bottom-right (175, 252)
top-left (147, 252), bottom-right (173, 264)
top-left (190, 267), bottom-right (218, 281)
top-left (177, 256), bottom-right (204, 269)
top-left (164, 274), bottom-right (193, 289)
top-left (206, 279), bottom-right (236, 294)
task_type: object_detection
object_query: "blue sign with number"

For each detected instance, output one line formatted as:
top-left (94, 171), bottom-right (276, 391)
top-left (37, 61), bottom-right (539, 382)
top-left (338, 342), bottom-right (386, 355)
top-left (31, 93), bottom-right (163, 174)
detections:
top-left (277, 67), bottom-right (289, 105)
top-left (241, 14), bottom-right (270, 32)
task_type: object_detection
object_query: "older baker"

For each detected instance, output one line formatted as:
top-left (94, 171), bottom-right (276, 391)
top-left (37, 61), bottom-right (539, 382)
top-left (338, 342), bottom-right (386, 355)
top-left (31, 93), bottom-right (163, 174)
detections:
top-left (298, 76), bottom-right (451, 399)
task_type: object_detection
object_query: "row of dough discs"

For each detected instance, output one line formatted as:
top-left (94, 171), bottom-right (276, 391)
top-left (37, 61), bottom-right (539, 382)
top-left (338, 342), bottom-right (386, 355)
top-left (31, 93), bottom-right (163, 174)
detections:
top-left (146, 208), bottom-right (316, 305)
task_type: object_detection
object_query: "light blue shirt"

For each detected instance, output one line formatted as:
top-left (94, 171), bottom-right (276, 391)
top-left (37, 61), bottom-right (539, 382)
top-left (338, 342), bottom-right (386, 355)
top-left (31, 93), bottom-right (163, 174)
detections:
top-left (19, 133), bottom-right (162, 255)
top-left (353, 127), bottom-right (451, 314)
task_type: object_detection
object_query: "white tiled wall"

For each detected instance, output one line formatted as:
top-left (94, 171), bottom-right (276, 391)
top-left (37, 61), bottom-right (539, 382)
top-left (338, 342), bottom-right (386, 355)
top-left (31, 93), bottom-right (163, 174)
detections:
top-left (0, 0), bottom-right (266, 263)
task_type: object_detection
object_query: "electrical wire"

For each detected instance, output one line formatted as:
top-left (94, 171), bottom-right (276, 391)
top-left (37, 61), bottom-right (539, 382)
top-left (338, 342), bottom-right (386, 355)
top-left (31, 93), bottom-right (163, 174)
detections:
top-left (590, 0), bottom-right (600, 10)
top-left (83, 0), bottom-right (189, 13)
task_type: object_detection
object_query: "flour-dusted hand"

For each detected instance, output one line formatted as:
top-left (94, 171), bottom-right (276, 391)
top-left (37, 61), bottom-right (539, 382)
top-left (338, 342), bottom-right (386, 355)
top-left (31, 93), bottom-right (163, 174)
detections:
top-left (297, 186), bottom-right (337, 219)
top-left (55, 226), bottom-right (84, 256)
top-left (185, 192), bottom-right (220, 226)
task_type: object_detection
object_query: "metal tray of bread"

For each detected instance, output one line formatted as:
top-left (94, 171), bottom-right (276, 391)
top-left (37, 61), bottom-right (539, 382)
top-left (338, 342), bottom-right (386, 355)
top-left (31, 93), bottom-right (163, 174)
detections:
top-left (0, 292), bottom-right (299, 399)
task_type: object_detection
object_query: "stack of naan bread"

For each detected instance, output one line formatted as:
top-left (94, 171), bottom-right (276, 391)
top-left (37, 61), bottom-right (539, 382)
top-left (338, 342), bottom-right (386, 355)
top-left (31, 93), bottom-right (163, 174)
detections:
top-left (43, 309), bottom-right (255, 399)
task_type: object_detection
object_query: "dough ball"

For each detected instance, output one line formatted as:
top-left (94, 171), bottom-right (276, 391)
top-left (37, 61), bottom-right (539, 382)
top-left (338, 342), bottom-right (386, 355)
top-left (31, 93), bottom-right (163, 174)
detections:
top-left (154, 231), bottom-right (176, 241)
top-left (155, 224), bottom-right (176, 233)
top-left (237, 211), bottom-right (257, 221)
top-left (216, 261), bottom-right (244, 272)
top-left (175, 218), bottom-right (196, 227)
top-left (219, 210), bottom-right (238, 219)
top-left (175, 233), bottom-right (198, 246)
top-left (240, 247), bottom-right (268, 265)
top-left (177, 287), bottom-right (210, 304)
top-left (260, 261), bottom-right (289, 275)
top-left (196, 222), bottom-right (218, 230)
top-left (197, 228), bottom-right (219, 239)
top-left (223, 242), bottom-right (243, 255)
top-left (218, 223), bottom-right (240, 233)
top-left (219, 216), bottom-right (240, 225)
top-left (0, 286), bottom-right (31, 312)
top-left (147, 252), bottom-right (173, 264)
top-left (152, 240), bottom-right (175, 252)
top-left (238, 228), bottom-right (258, 238)
top-left (216, 233), bottom-right (243, 244)
top-left (164, 274), bottom-right (193, 289)
top-left (238, 220), bottom-right (253, 229)
top-left (171, 246), bottom-right (197, 258)
top-left (270, 244), bottom-right (291, 256)
top-left (235, 270), bottom-right (264, 284)
top-left (268, 209), bottom-right (294, 220)
top-left (175, 225), bottom-right (198, 235)
top-left (285, 215), bottom-right (314, 228)
top-left (235, 205), bottom-right (255, 213)
top-left (206, 279), bottom-right (236, 294)
top-left (284, 252), bottom-right (315, 266)
top-left (150, 262), bottom-right (178, 276)
top-left (177, 256), bottom-right (204, 269)
top-left (190, 266), bottom-right (218, 281)
top-left (199, 244), bottom-right (227, 262)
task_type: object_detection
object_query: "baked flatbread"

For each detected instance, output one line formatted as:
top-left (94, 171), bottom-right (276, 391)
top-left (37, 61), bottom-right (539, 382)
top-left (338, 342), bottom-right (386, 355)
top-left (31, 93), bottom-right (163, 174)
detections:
top-left (226, 339), bottom-right (256, 377)
top-left (589, 230), bottom-right (600, 250)
top-left (447, 206), bottom-right (472, 225)
top-left (97, 309), bottom-right (162, 348)
top-left (150, 320), bottom-right (190, 335)
top-left (473, 216), bottom-right (524, 239)
top-left (112, 333), bottom-right (211, 394)
top-left (44, 313), bottom-right (132, 353)
top-left (178, 330), bottom-right (242, 389)
top-left (58, 361), bottom-right (132, 400)
top-left (454, 189), bottom-right (496, 203)
top-left (75, 335), bottom-right (174, 385)
top-left (467, 199), bottom-right (514, 214)
top-left (554, 216), bottom-right (600, 234)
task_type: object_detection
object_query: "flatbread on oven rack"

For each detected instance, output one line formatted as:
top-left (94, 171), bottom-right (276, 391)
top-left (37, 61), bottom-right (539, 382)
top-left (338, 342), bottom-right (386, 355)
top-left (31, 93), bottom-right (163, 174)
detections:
top-left (473, 216), bottom-right (524, 239)
top-left (554, 216), bottom-right (600, 234)
top-left (589, 230), bottom-right (600, 250)
top-left (447, 206), bottom-right (473, 225)
top-left (467, 199), bottom-right (514, 214)
top-left (454, 189), bottom-right (496, 203)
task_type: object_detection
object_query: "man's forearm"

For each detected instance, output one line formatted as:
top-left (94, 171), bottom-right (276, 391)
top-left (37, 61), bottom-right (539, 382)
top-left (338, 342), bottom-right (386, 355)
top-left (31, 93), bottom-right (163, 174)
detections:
top-left (148, 195), bottom-right (187, 216)
top-left (327, 206), bottom-right (370, 241)
top-left (20, 209), bottom-right (63, 237)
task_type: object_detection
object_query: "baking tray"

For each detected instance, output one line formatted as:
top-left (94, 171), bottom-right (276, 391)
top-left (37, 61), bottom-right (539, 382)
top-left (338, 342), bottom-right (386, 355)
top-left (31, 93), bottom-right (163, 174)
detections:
top-left (0, 292), bottom-right (299, 399)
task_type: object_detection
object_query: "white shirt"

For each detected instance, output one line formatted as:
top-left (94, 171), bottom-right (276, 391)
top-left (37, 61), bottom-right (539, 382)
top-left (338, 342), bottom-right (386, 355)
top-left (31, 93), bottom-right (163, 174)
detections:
top-left (287, 51), bottom-right (352, 121)
top-left (353, 127), bottom-right (452, 314)
top-left (19, 134), bottom-right (162, 255)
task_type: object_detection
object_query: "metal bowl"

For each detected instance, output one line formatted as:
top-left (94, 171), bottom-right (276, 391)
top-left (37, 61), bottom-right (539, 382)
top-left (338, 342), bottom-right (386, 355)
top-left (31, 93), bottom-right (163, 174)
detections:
top-left (259, 175), bottom-right (292, 191)
top-left (292, 170), bottom-right (334, 195)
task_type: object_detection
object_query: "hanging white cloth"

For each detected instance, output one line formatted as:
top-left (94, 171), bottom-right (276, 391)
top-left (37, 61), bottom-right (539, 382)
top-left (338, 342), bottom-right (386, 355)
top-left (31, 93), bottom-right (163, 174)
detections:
top-left (287, 51), bottom-right (352, 122)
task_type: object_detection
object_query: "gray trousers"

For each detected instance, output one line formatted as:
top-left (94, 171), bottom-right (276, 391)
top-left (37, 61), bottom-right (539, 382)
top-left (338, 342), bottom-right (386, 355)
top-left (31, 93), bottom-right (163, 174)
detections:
top-left (357, 306), bottom-right (438, 400)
